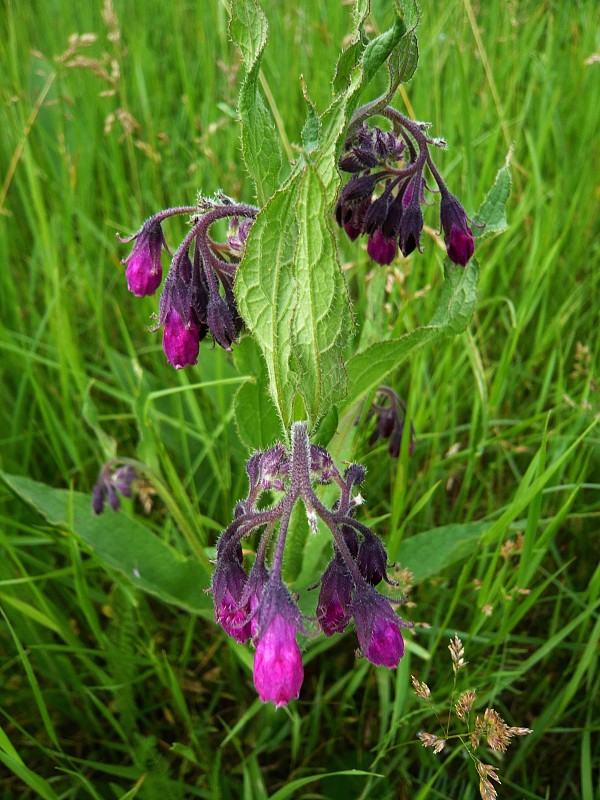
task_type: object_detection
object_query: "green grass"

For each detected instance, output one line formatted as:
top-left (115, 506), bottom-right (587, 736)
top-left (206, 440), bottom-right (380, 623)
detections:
top-left (1, 0), bottom-right (599, 798)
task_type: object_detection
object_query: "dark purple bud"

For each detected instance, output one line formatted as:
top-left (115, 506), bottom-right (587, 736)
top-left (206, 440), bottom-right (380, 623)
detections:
top-left (310, 445), bottom-right (339, 484)
top-left (364, 189), bottom-right (393, 236)
top-left (338, 150), bottom-right (377, 173)
top-left (207, 294), bottom-right (237, 351)
top-left (162, 308), bottom-right (200, 369)
top-left (316, 557), bottom-right (354, 636)
top-left (351, 584), bottom-right (406, 668)
top-left (344, 463), bottom-right (367, 488)
top-left (381, 192), bottom-right (404, 239)
top-left (439, 191), bottom-right (475, 266)
top-left (121, 219), bottom-right (169, 297)
top-left (399, 198), bottom-right (423, 257)
top-left (367, 228), bottom-right (397, 265)
top-left (335, 174), bottom-right (379, 227)
top-left (343, 198), bottom-right (371, 241)
top-left (357, 531), bottom-right (391, 586)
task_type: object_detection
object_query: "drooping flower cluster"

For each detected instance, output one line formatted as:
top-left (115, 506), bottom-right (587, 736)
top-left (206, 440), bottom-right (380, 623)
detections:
top-left (212, 422), bottom-right (411, 707)
top-left (335, 106), bottom-right (477, 266)
top-left (366, 386), bottom-right (416, 458)
top-left (91, 460), bottom-right (138, 514)
top-left (119, 196), bottom-right (258, 369)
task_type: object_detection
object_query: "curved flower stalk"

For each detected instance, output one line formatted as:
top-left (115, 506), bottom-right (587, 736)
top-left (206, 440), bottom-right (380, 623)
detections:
top-left (211, 422), bottom-right (412, 707)
top-left (335, 105), bottom-right (479, 266)
top-left (119, 196), bottom-right (258, 368)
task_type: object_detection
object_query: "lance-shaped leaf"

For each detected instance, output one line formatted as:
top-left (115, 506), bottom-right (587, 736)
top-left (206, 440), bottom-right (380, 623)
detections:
top-left (1, 473), bottom-right (213, 616)
top-left (235, 180), bottom-right (300, 431)
top-left (230, 0), bottom-right (282, 204)
top-left (292, 165), bottom-right (350, 425)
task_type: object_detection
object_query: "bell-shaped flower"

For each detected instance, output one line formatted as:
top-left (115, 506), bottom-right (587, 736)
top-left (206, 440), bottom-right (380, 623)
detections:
top-left (212, 553), bottom-right (251, 644)
top-left (439, 190), bottom-right (475, 266)
top-left (121, 218), bottom-right (169, 297)
top-left (252, 581), bottom-right (305, 707)
top-left (316, 555), bottom-right (354, 636)
top-left (351, 584), bottom-right (407, 668)
top-left (162, 308), bottom-right (200, 369)
top-left (367, 228), bottom-right (397, 265)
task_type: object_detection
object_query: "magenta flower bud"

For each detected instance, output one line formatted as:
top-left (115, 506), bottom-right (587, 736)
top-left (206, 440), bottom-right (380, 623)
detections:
top-left (121, 219), bottom-right (168, 297)
top-left (316, 557), bottom-right (354, 636)
top-left (351, 584), bottom-right (406, 669)
top-left (252, 582), bottom-right (305, 707)
top-left (162, 308), bottom-right (199, 369)
top-left (367, 228), bottom-right (397, 265)
top-left (439, 191), bottom-right (475, 266)
top-left (212, 557), bottom-right (251, 644)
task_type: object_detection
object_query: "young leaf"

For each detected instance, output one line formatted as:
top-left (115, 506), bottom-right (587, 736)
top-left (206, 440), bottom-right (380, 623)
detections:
top-left (229, 0), bottom-right (282, 204)
top-left (233, 337), bottom-right (283, 449)
top-left (474, 150), bottom-right (512, 238)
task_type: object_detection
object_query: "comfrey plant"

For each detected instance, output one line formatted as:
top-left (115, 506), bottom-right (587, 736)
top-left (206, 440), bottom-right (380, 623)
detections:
top-left (97, 0), bottom-right (511, 719)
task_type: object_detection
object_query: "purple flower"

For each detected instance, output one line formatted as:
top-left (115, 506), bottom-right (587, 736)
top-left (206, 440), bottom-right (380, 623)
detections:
top-left (253, 582), bottom-right (305, 707)
top-left (316, 556), bottom-right (354, 636)
top-left (351, 584), bottom-right (406, 668)
top-left (212, 556), bottom-right (251, 644)
top-left (439, 191), bottom-right (475, 266)
top-left (121, 219), bottom-right (169, 297)
top-left (91, 462), bottom-right (138, 514)
top-left (162, 308), bottom-right (200, 369)
top-left (367, 228), bottom-right (397, 265)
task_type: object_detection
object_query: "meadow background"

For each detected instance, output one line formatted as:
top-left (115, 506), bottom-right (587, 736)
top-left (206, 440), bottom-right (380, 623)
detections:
top-left (0, 0), bottom-right (598, 798)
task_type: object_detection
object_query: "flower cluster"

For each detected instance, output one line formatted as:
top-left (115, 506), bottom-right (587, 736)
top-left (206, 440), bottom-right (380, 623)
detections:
top-left (366, 386), bottom-right (416, 458)
top-left (335, 106), bottom-right (477, 266)
top-left (91, 460), bottom-right (138, 514)
top-left (119, 196), bottom-right (258, 369)
top-left (212, 422), bottom-right (411, 707)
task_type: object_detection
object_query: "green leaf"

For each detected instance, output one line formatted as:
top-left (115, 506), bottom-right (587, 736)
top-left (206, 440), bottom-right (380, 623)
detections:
top-left (342, 260), bottom-right (479, 415)
top-left (1, 472), bottom-right (213, 617)
top-left (300, 77), bottom-right (320, 153)
top-left (474, 150), bottom-right (512, 238)
top-left (235, 181), bottom-right (300, 431)
top-left (362, 15), bottom-right (407, 87)
top-left (394, 0), bottom-right (421, 31)
top-left (332, 39), bottom-right (364, 96)
top-left (233, 337), bottom-right (283, 449)
top-left (269, 770), bottom-right (382, 800)
top-left (292, 165), bottom-right (349, 425)
top-left (229, 0), bottom-right (282, 204)
top-left (396, 522), bottom-right (488, 582)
